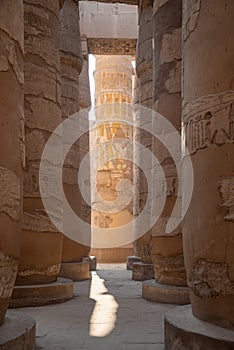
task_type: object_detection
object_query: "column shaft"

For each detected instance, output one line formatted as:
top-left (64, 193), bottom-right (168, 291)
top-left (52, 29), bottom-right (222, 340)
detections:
top-left (17, 0), bottom-right (63, 285)
top-left (182, 0), bottom-right (234, 330)
top-left (0, 0), bottom-right (24, 322)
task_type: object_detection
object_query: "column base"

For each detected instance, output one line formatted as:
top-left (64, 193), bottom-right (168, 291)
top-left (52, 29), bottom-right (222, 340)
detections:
top-left (83, 256), bottom-right (97, 271)
top-left (9, 278), bottom-right (73, 308)
top-left (59, 261), bottom-right (90, 281)
top-left (142, 280), bottom-right (190, 305)
top-left (132, 262), bottom-right (154, 281)
top-left (164, 305), bottom-right (234, 350)
top-left (0, 311), bottom-right (35, 349)
top-left (126, 256), bottom-right (141, 270)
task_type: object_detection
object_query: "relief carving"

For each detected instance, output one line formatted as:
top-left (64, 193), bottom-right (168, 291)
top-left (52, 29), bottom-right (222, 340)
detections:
top-left (0, 251), bottom-right (18, 299)
top-left (183, 92), bottom-right (234, 154)
top-left (0, 167), bottom-right (20, 221)
top-left (219, 176), bottom-right (234, 223)
top-left (183, 0), bottom-right (201, 41)
top-left (160, 29), bottom-right (182, 65)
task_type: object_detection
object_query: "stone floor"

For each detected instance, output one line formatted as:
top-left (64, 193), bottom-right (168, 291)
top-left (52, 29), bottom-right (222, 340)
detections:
top-left (13, 264), bottom-right (177, 350)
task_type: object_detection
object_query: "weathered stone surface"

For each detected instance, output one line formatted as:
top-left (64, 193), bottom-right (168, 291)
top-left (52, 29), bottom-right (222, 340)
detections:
top-left (83, 256), bottom-right (97, 271)
top-left (18, 0), bottom-right (63, 285)
top-left (59, 262), bottom-right (90, 281)
top-left (142, 280), bottom-right (190, 305)
top-left (60, 0), bottom-right (91, 265)
top-left (88, 38), bottom-right (137, 56)
top-left (151, 235), bottom-right (187, 287)
top-left (0, 0), bottom-right (24, 325)
top-left (182, 0), bottom-right (234, 331)
top-left (133, 0), bottom-right (153, 266)
top-left (126, 255), bottom-right (142, 270)
top-left (0, 311), bottom-right (36, 350)
top-left (164, 305), bottom-right (234, 350)
top-left (151, 0), bottom-right (186, 291)
top-left (79, 37), bottom-right (91, 109)
top-left (132, 262), bottom-right (154, 281)
top-left (10, 278), bottom-right (73, 308)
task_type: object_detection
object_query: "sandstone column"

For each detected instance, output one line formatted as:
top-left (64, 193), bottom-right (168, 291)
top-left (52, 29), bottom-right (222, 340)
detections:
top-left (0, 0), bottom-right (24, 323)
top-left (91, 55), bottom-right (134, 263)
top-left (165, 1), bottom-right (234, 348)
top-left (142, 0), bottom-right (189, 304)
top-left (79, 36), bottom-right (91, 110)
top-left (59, 0), bottom-right (91, 281)
top-left (11, 0), bottom-right (73, 307)
top-left (132, 0), bottom-right (154, 281)
top-left (182, 0), bottom-right (234, 329)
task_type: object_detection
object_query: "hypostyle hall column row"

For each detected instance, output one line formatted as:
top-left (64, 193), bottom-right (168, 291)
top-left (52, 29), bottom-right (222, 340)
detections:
top-left (165, 1), bottom-right (234, 348)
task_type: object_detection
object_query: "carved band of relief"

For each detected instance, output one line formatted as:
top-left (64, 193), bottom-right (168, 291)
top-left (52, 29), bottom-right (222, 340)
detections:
top-left (0, 167), bottom-right (20, 221)
top-left (183, 91), bottom-right (234, 154)
top-left (183, 0), bottom-right (201, 41)
top-left (0, 251), bottom-right (18, 299)
top-left (189, 260), bottom-right (234, 298)
top-left (17, 263), bottom-right (60, 278)
top-left (219, 176), bottom-right (234, 223)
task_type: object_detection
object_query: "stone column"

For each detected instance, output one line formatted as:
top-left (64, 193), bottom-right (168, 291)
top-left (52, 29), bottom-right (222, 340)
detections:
top-left (182, 0), bottom-right (234, 330)
top-left (132, 0), bottom-right (154, 281)
top-left (164, 1), bottom-right (234, 348)
top-left (143, 0), bottom-right (189, 304)
top-left (59, 0), bottom-right (91, 281)
top-left (0, 1), bottom-right (36, 346)
top-left (80, 36), bottom-right (91, 110)
top-left (91, 55), bottom-right (134, 263)
top-left (0, 0), bottom-right (24, 324)
top-left (17, 0), bottom-right (62, 285)
top-left (11, 0), bottom-right (73, 307)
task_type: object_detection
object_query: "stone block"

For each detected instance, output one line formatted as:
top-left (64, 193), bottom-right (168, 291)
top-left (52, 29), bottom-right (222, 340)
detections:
top-left (59, 262), bottom-right (90, 281)
top-left (126, 256), bottom-right (142, 270)
top-left (132, 262), bottom-right (154, 281)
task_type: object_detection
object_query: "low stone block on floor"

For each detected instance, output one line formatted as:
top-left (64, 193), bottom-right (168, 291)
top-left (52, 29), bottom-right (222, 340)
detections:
top-left (126, 256), bottom-right (141, 270)
top-left (9, 278), bottom-right (73, 308)
top-left (164, 304), bottom-right (234, 350)
top-left (132, 262), bottom-right (154, 281)
top-left (83, 256), bottom-right (97, 271)
top-left (142, 279), bottom-right (190, 305)
top-left (59, 261), bottom-right (90, 281)
top-left (0, 311), bottom-right (35, 349)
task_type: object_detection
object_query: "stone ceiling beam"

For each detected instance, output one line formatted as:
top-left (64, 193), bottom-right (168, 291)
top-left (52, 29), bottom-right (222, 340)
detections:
top-left (87, 38), bottom-right (137, 55)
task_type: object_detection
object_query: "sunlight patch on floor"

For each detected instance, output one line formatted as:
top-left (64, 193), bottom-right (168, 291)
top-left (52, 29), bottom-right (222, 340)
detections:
top-left (89, 271), bottom-right (119, 337)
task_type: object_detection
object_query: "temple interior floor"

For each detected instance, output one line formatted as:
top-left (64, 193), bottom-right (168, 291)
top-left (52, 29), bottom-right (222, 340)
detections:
top-left (13, 264), bottom-right (177, 350)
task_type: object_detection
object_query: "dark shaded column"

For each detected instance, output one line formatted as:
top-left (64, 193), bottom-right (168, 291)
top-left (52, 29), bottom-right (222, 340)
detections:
top-left (0, 0), bottom-right (24, 323)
